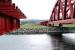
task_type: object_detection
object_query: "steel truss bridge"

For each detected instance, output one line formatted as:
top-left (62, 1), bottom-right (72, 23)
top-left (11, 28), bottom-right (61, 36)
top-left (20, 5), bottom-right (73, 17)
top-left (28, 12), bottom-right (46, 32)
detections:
top-left (41, 0), bottom-right (75, 27)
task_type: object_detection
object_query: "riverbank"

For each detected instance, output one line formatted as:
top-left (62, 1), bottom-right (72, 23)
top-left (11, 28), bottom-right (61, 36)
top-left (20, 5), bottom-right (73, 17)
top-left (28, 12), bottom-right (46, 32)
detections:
top-left (7, 26), bottom-right (75, 35)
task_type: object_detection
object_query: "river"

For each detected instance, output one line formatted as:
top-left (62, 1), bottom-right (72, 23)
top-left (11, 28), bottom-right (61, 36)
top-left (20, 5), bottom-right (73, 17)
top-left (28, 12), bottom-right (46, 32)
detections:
top-left (0, 33), bottom-right (75, 50)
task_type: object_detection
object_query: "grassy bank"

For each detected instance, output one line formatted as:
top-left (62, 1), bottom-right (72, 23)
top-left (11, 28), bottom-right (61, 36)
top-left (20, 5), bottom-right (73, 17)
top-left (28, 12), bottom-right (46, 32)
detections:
top-left (20, 23), bottom-right (48, 29)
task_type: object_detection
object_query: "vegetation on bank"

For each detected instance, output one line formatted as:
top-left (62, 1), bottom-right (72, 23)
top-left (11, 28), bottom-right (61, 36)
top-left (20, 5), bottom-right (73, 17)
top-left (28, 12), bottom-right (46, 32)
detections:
top-left (62, 24), bottom-right (75, 29)
top-left (20, 22), bottom-right (75, 29)
top-left (20, 23), bottom-right (48, 29)
top-left (7, 22), bottom-right (75, 34)
top-left (63, 24), bottom-right (75, 27)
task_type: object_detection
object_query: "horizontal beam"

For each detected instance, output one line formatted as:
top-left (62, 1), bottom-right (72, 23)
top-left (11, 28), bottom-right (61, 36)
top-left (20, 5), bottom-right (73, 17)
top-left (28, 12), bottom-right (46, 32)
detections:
top-left (49, 19), bottom-right (75, 24)
top-left (0, 4), bottom-right (26, 19)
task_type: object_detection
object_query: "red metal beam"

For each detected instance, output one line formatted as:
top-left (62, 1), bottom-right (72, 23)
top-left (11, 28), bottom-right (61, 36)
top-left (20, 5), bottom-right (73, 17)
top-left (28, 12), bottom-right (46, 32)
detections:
top-left (41, 0), bottom-right (75, 26)
top-left (40, 21), bottom-right (48, 26)
top-left (0, 4), bottom-right (26, 19)
top-left (0, 0), bottom-right (26, 34)
top-left (48, 0), bottom-right (75, 26)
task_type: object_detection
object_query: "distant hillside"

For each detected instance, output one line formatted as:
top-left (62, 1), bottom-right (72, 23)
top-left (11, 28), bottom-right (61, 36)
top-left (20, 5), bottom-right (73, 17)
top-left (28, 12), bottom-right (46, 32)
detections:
top-left (20, 19), bottom-right (45, 25)
top-left (20, 19), bottom-right (49, 29)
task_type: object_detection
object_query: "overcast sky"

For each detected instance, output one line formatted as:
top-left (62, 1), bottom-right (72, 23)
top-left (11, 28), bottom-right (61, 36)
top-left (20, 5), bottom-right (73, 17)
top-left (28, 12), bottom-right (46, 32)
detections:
top-left (12, 0), bottom-right (57, 20)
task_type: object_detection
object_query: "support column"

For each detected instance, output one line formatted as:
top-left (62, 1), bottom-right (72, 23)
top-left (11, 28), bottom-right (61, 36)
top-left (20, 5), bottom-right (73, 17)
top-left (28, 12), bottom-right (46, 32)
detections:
top-left (59, 23), bottom-right (63, 27)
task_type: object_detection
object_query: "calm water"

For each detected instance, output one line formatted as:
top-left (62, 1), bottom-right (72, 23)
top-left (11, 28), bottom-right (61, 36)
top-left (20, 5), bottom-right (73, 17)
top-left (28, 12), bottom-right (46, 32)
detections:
top-left (0, 33), bottom-right (75, 50)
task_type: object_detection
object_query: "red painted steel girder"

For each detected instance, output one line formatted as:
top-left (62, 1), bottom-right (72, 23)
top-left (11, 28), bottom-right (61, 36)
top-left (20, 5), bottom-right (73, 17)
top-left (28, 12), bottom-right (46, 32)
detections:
top-left (0, 3), bottom-right (26, 19)
top-left (40, 21), bottom-right (48, 26)
top-left (49, 0), bottom-right (75, 25)
top-left (0, 0), bottom-right (26, 34)
top-left (49, 19), bottom-right (75, 24)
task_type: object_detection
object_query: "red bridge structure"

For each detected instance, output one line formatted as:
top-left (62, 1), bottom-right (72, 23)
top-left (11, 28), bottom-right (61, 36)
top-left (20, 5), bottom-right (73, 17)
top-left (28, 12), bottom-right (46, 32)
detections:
top-left (40, 20), bottom-right (48, 26)
top-left (0, 0), bottom-right (26, 35)
top-left (41, 0), bottom-right (75, 27)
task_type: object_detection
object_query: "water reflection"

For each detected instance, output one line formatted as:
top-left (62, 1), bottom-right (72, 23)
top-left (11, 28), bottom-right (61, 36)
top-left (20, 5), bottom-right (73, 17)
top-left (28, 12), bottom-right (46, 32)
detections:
top-left (63, 33), bottom-right (75, 44)
top-left (0, 33), bottom-right (75, 50)
top-left (50, 34), bottom-right (64, 50)
top-left (62, 33), bottom-right (75, 50)
top-left (0, 34), bottom-right (53, 50)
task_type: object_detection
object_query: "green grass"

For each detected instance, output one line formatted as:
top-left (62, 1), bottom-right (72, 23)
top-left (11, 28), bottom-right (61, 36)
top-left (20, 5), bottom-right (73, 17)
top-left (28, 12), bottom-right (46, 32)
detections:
top-left (62, 24), bottom-right (75, 29)
top-left (63, 24), bottom-right (75, 27)
top-left (20, 23), bottom-right (48, 29)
